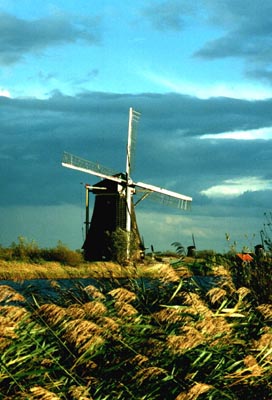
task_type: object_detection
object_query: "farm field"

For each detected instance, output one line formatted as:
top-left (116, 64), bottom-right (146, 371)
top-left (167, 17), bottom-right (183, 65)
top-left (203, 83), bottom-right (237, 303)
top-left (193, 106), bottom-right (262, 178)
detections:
top-left (0, 254), bottom-right (271, 399)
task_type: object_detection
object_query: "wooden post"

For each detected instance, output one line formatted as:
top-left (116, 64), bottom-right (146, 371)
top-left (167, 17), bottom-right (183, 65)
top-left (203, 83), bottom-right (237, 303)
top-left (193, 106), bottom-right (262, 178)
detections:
top-left (85, 184), bottom-right (90, 240)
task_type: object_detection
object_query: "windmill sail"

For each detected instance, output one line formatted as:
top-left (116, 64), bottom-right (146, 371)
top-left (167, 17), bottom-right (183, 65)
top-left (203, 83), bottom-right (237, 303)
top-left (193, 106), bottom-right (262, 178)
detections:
top-left (126, 108), bottom-right (141, 177)
top-left (125, 108), bottom-right (141, 258)
top-left (62, 107), bottom-right (192, 261)
top-left (135, 181), bottom-right (192, 210)
top-left (62, 151), bottom-right (124, 184)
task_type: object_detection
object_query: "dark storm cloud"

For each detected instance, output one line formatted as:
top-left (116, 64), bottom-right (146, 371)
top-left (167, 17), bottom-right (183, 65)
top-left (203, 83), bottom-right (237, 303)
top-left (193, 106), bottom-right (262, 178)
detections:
top-left (195, 189), bottom-right (272, 220)
top-left (195, 1), bottom-right (272, 82)
top-left (70, 69), bottom-right (100, 86)
top-left (233, 190), bottom-right (272, 210)
top-left (1, 91), bottom-right (272, 218)
top-left (141, 0), bottom-right (197, 31)
top-left (138, 1), bottom-right (272, 83)
top-left (0, 12), bottom-right (100, 65)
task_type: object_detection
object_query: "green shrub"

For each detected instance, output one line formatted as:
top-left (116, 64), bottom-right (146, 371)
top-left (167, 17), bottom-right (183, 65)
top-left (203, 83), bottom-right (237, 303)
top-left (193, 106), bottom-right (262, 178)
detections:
top-left (10, 236), bottom-right (41, 262)
top-left (0, 237), bottom-right (83, 266)
top-left (0, 245), bottom-right (13, 261)
top-left (41, 241), bottom-right (83, 266)
top-left (196, 249), bottom-right (216, 258)
top-left (108, 228), bottom-right (138, 264)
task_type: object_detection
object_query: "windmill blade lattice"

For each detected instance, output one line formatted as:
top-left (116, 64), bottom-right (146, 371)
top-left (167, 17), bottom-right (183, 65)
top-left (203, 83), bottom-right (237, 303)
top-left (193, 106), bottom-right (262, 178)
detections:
top-left (127, 109), bottom-right (141, 175)
top-left (62, 151), bottom-right (124, 184)
top-left (135, 189), bottom-right (191, 210)
top-left (135, 181), bottom-right (192, 210)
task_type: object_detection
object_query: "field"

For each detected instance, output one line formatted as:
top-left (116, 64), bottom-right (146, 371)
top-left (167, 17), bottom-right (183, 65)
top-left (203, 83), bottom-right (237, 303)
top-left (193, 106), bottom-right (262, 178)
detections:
top-left (0, 254), bottom-right (271, 399)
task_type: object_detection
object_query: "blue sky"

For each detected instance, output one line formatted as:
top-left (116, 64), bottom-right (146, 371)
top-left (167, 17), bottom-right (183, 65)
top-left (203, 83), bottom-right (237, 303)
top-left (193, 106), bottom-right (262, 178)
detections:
top-left (1, 0), bottom-right (272, 253)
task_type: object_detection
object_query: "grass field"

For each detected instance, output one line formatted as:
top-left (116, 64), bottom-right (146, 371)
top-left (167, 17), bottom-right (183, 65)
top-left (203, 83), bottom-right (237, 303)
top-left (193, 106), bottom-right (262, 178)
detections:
top-left (0, 255), bottom-right (271, 399)
top-left (0, 257), bottom-right (192, 281)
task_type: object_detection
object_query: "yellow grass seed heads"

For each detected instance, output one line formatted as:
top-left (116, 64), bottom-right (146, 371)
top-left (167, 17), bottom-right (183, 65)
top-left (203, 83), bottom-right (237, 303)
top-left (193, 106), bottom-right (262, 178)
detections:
top-left (99, 316), bottom-right (120, 332)
top-left (256, 304), bottom-right (272, 321)
top-left (84, 285), bottom-right (105, 300)
top-left (212, 264), bottom-right (231, 277)
top-left (175, 382), bottom-right (213, 400)
top-left (108, 287), bottom-right (136, 303)
top-left (0, 306), bottom-right (30, 350)
top-left (79, 334), bottom-right (105, 355)
top-left (134, 366), bottom-right (167, 385)
top-left (83, 301), bottom-right (108, 319)
top-left (66, 304), bottom-right (86, 319)
top-left (0, 284), bottom-right (26, 303)
top-left (167, 327), bottom-right (206, 355)
top-left (182, 292), bottom-right (213, 317)
top-left (37, 304), bottom-right (67, 326)
top-left (195, 315), bottom-right (232, 342)
top-left (68, 385), bottom-right (93, 400)
top-left (63, 319), bottom-right (104, 353)
top-left (225, 355), bottom-right (264, 385)
top-left (64, 319), bottom-right (103, 340)
top-left (220, 278), bottom-right (236, 294)
top-left (252, 332), bottom-right (272, 351)
top-left (157, 264), bottom-right (181, 283)
top-left (114, 301), bottom-right (138, 318)
top-left (175, 265), bottom-right (193, 278)
top-left (0, 305), bottom-right (29, 323)
top-left (244, 355), bottom-right (264, 376)
top-left (153, 307), bottom-right (187, 326)
top-left (144, 338), bottom-right (166, 358)
top-left (29, 386), bottom-right (60, 399)
top-left (0, 317), bottom-right (17, 350)
top-left (236, 286), bottom-right (251, 301)
top-left (129, 354), bottom-right (149, 367)
top-left (206, 287), bottom-right (227, 305)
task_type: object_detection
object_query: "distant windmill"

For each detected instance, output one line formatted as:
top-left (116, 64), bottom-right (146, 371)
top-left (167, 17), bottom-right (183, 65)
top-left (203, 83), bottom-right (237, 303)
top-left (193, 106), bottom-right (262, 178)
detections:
top-left (62, 108), bottom-right (192, 261)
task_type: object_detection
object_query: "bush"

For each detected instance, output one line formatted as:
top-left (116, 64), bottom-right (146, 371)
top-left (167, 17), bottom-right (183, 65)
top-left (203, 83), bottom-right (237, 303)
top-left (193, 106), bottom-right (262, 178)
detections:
top-left (108, 228), bottom-right (138, 264)
top-left (10, 236), bottom-right (41, 262)
top-left (196, 249), bottom-right (216, 258)
top-left (0, 245), bottom-right (13, 261)
top-left (0, 237), bottom-right (83, 266)
top-left (41, 242), bottom-right (83, 266)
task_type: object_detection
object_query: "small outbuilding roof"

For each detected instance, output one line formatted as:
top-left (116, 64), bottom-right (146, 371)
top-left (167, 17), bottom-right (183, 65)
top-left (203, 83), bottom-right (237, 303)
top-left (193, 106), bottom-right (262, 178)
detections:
top-left (236, 253), bottom-right (254, 262)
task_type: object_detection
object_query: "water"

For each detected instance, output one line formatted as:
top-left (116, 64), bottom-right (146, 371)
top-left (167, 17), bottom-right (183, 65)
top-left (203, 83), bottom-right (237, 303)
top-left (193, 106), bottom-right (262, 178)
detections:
top-left (0, 275), bottom-right (226, 304)
top-left (0, 278), bottom-right (98, 304)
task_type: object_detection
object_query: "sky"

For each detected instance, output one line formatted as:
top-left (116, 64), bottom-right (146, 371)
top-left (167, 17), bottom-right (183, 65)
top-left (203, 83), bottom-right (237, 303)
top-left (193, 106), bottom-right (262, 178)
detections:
top-left (1, 0), bottom-right (272, 254)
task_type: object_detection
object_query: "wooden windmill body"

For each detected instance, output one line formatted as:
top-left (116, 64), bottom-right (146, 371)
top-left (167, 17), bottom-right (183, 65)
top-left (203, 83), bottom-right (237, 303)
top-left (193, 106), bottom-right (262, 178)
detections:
top-left (62, 108), bottom-right (192, 261)
top-left (82, 176), bottom-right (142, 261)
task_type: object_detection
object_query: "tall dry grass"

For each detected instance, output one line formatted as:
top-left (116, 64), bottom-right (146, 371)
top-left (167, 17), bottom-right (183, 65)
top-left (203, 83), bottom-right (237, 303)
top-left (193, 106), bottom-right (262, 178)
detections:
top-left (0, 257), bottom-right (271, 399)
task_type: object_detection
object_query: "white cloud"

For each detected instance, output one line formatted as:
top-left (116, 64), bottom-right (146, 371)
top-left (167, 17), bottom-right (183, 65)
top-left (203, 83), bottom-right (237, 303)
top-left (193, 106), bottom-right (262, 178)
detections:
top-left (0, 88), bottom-right (11, 97)
top-left (137, 209), bottom-right (195, 251)
top-left (140, 70), bottom-right (272, 100)
top-left (201, 127), bottom-right (272, 140)
top-left (201, 177), bottom-right (272, 198)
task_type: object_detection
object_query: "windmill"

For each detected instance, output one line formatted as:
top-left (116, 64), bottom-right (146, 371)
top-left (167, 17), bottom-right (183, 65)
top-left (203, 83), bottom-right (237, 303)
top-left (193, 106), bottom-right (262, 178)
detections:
top-left (62, 108), bottom-right (192, 261)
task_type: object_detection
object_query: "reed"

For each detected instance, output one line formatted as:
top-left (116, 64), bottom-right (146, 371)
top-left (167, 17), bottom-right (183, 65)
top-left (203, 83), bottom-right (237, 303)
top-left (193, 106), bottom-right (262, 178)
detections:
top-left (0, 284), bottom-right (26, 303)
top-left (0, 254), bottom-right (271, 399)
top-left (176, 383), bottom-right (213, 400)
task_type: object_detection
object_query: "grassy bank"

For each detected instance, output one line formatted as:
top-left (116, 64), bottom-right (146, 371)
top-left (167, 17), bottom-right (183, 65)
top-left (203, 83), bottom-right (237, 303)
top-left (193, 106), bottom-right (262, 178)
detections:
top-left (0, 258), bottom-right (192, 281)
top-left (0, 259), bottom-right (134, 280)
